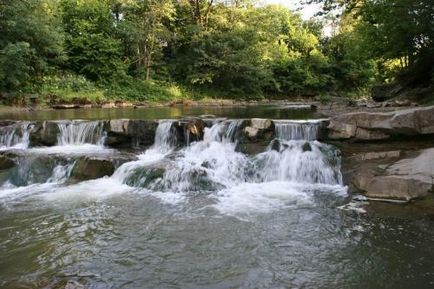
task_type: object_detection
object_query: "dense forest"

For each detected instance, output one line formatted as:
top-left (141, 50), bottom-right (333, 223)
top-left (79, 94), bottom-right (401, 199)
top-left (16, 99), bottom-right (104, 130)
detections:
top-left (0, 0), bottom-right (433, 104)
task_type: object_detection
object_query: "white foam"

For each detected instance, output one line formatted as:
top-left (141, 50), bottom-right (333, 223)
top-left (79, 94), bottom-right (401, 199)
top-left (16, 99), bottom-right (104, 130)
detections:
top-left (27, 144), bottom-right (114, 156)
top-left (41, 177), bottom-right (133, 201)
top-left (0, 182), bottom-right (59, 203)
top-left (146, 190), bottom-right (186, 205)
top-left (214, 181), bottom-right (314, 215)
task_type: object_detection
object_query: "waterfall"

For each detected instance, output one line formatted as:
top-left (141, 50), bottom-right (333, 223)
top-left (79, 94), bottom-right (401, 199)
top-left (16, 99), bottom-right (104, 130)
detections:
top-left (57, 121), bottom-right (105, 146)
top-left (252, 140), bottom-right (342, 185)
top-left (0, 118), bottom-right (346, 215)
top-left (153, 120), bottom-right (177, 154)
top-left (0, 122), bottom-right (31, 149)
top-left (274, 121), bottom-right (320, 141)
top-left (112, 119), bottom-right (342, 193)
top-left (112, 120), bottom-right (177, 182)
top-left (204, 120), bottom-right (241, 143)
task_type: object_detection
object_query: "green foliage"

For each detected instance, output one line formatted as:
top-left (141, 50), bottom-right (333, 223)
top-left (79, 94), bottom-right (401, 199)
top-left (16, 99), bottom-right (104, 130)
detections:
top-left (0, 0), bottom-right (64, 91)
top-left (106, 75), bottom-right (187, 101)
top-left (0, 42), bottom-right (34, 91)
top-left (2, 0), bottom-right (429, 103)
top-left (60, 0), bottom-right (127, 82)
top-left (41, 73), bottom-right (105, 104)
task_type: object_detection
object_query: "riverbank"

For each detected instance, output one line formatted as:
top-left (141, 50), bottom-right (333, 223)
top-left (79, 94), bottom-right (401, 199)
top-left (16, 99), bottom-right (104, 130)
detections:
top-left (0, 95), bottom-right (421, 119)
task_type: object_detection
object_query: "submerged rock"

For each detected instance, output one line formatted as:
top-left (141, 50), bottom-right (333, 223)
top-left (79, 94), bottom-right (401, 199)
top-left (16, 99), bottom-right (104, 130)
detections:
top-left (65, 280), bottom-right (86, 289)
top-left (70, 157), bottom-right (115, 182)
top-left (122, 162), bottom-right (167, 189)
top-left (302, 142), bottom-right (312, 152)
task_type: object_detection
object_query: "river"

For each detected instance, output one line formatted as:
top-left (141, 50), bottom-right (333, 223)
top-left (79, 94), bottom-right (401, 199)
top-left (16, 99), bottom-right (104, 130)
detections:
top-left (0, 107), bottom-right (433, 289)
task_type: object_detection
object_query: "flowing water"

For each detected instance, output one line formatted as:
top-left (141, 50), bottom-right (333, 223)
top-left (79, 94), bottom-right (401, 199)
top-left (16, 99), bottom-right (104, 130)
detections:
top-left (1, 118), bottom-right (434, 289)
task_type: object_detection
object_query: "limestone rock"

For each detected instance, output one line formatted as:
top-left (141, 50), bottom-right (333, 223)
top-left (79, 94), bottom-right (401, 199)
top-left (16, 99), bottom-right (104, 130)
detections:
top-left (244, 126), bottom-right (259, 138)
top-left (0, 155), bottom-right (15, 170)
top-left (181, 118), bottom-right (206, 143)
top-left (328, 106), bottom-right (434, 140)
top-left (236, 119), bottom-right (275, 154)
top-left (351, 148), bottom-right (434, 200)
top-left (242, 118), bottom-right (275, 141)
top-left (105, 120), bottom-right (158, 148)
top-left (29, 121), bottom-right (60, 146)
top-left (250, 118), bottom-right (273, 130)
top-left (70, 157), bottom-right (115, 182)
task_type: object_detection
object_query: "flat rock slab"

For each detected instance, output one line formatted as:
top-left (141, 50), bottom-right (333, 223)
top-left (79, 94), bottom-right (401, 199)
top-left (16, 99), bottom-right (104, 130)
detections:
top-left (352, 148), bottom-right (434, 200)
top-left (328, 105), bottom-right (434, 140)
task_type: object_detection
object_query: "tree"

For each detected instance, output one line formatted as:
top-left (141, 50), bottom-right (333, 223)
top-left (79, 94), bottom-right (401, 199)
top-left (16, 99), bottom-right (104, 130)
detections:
top-left (0, 0), bottom-right (64, 91)
top-left (121, 0), bottom-right (175, 80)
top-left (61, 0), bottom-right (127, 82)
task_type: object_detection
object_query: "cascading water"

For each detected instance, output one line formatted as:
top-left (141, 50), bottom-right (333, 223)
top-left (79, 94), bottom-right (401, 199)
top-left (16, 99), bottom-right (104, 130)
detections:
top-left (0, 122), bottom-right (31, 149)
top-left (110, 119), bottom-right (344, 209)
top-left (0, 118), bottom-right (345, 213)
top-left (56, 121), bottom-right (105, 146)
top-left (274, 120), bottom-right (321, 141)
top-left (112, 120), bottom-right (177, 183)
top-left (204, 120), bottom-right (242, 143)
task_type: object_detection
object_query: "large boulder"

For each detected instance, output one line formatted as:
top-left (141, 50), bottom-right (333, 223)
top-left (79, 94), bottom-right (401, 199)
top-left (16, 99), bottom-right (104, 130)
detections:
top-left (236, 118), bottom-right (275, 154)
top-left (351, 148), bottom-right (434, 200)
top-left (29, 121), bottom-right (60, 146)
top-left (70, 157), bottom-right (115, 182)
top-left (105, 119), bottom-right (158, 148)
top-left (327, 106), bottom-right (434, 140)
top-left (242, 118), bottom-right (275, 140)
top-left (0, 155), bottom-right (15, 170)
top-left (181, 117), bottom-right (206, 144)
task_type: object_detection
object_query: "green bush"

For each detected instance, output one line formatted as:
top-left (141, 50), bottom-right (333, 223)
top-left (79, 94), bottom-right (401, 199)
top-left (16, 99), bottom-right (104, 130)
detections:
top-left (41, 74), bottom-right (105, 104)
top-left (106, 76), bottom-right (188, 102)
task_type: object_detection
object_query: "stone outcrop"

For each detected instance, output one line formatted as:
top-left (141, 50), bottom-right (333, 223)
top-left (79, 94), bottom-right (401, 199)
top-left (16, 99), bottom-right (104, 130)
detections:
top-left (175, 118), bottom-right (207, 144)
top-left (0, 155), bottom-right (15, 170)
top-left (70, 157), bottom-right (115, 182)
top-left (350, 148), bottom-right (434, 200)
top-left (236, 118), bottom-right (275, 154)
top-left (327, 106), bottom-right (434, 141)
top-left (29, 121), bottom-right (60, 146)
top-left (104, 119), bottom-right (158, 148)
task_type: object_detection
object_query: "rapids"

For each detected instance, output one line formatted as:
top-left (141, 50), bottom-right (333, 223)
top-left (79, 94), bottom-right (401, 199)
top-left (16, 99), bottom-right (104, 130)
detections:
top-left (1, 117), bottom-right (433, 289)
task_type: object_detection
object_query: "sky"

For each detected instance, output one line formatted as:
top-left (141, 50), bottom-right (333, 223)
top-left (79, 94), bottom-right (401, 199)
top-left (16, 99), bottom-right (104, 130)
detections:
top-left (261, 0), bottom-right (321, 19)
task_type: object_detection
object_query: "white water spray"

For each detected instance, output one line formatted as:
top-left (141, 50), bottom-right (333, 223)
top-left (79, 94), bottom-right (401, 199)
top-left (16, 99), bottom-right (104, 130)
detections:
top-left (274, 120), bottom-right (322, 141)
top-left (0, 122), bottom-right (31, 149)
top-left (57, 121), bottom-right (105, 146)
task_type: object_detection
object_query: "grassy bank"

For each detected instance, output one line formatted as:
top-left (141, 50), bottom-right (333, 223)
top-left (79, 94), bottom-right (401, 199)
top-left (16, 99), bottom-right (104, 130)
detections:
top-left (1, 74), bottom-right (268, 108)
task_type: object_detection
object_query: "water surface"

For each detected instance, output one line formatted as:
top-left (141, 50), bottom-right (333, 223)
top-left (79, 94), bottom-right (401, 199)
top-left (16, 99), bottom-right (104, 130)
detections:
top-left (1, 117), bottom-right (433, 289)
top-left (0, 105), bottom-right (315, 121)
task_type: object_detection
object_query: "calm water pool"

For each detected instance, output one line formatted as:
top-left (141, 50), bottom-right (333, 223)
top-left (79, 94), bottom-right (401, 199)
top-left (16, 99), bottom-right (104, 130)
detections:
top-left (0, 105), bottom-right (315, 121)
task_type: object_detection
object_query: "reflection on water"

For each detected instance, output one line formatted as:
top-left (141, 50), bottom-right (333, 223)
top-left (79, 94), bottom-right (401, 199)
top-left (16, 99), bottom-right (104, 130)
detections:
top-left (0, 105), bottom-right (315, 120)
